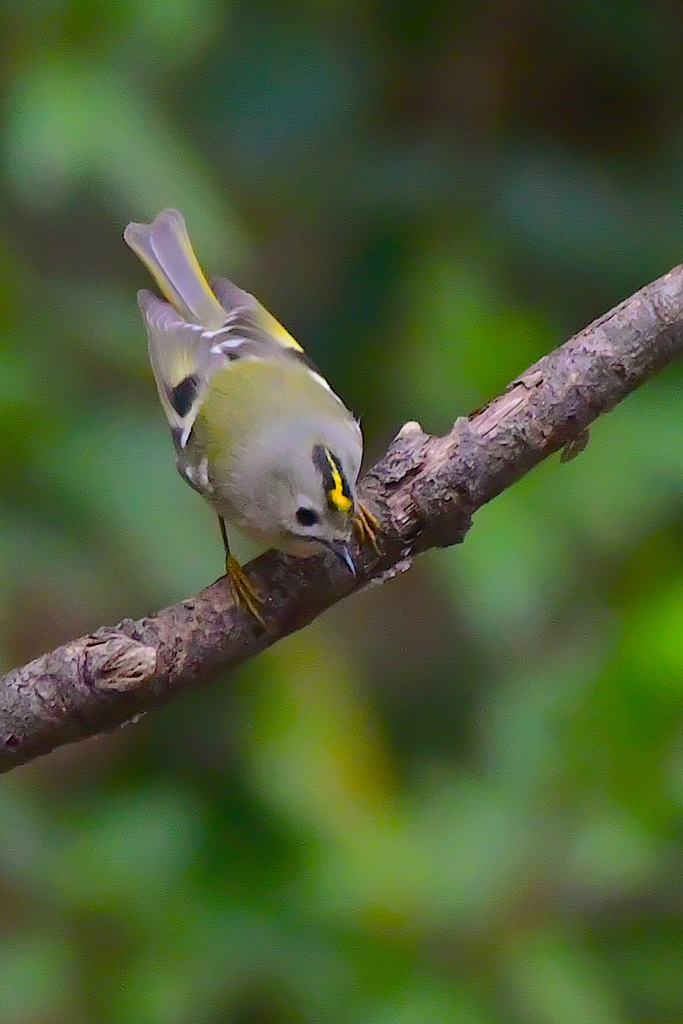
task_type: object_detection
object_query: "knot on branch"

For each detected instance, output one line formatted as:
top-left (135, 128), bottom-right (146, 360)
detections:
top-left (84, 634), bottom-right (157, 692)
top-left (362, 419), bottom-right (475, 552)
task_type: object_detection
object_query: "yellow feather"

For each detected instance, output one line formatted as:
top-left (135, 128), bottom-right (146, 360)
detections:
top-left (261, 307), bottom-right (304, 352)
top-left (324, 449), bottom-right (353, 514)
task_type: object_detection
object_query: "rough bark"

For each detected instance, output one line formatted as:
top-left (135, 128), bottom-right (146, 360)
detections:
top-left (3, 265), bottom-right (683, 772)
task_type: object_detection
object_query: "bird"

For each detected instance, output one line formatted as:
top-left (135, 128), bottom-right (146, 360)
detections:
top-left (124, 209), bottom-right (378, 625)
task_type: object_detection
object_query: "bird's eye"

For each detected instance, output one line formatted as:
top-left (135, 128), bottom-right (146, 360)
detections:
top-left (296, 507), bottom-right (319, 527)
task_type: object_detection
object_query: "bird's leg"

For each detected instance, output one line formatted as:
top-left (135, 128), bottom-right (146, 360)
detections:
top-left (218, 516), bottom-right (266, 627)
top-left (353, 504), bottom-right (382, 555)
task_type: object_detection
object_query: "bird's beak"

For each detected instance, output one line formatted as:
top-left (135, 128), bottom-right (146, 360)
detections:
top-left (323, 539), bottom-right (356, 576)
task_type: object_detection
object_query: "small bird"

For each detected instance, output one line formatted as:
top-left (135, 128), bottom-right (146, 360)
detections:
top-left (124, 209), bottom-right (378, 624)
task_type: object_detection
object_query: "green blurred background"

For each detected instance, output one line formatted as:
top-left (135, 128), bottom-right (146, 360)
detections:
top-left (2, 1), bottom-right (683, 1022)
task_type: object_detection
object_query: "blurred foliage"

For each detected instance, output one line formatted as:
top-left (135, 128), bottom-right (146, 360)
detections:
top-left (1, 1), bottom-right (683, 1021)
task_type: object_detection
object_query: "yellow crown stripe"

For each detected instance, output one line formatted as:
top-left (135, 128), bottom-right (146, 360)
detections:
top-left (324, 449), bottom-right (353, 514)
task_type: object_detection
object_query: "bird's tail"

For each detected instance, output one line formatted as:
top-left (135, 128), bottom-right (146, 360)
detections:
top-left (124, 209), bottom-right (227, 330)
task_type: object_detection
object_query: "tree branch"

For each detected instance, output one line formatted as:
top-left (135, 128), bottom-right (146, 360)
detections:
top-left (3, 265), bottom-right (683, 772)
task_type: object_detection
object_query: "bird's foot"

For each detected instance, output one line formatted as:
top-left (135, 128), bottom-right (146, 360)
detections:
top-left (226, 555), bottom-right (266, 628)
top-left (353, 504), bottom-right (382, 555)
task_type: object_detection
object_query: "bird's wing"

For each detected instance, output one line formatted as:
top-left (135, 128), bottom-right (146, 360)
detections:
top-left (137, 288), bottom-right (316, 448)
top-left (126, 209), bottom-right (316, 446)
top-left (136, 289), bottom-right (219, 446)
top-left (210, 276), bottom-right (305, 354)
